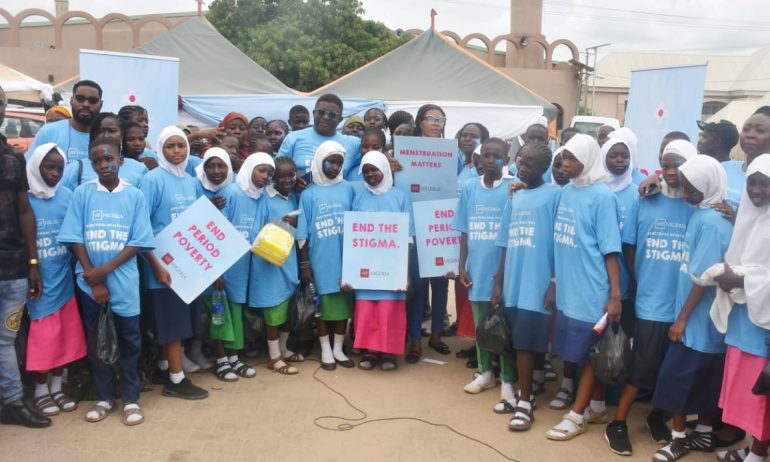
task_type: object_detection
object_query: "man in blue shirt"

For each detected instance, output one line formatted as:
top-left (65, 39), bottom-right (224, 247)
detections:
top-left (27, 80), bottom-right (103, 164)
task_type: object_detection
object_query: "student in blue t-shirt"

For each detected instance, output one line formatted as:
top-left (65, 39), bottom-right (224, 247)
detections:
top-left (296, 141), bottom-right (356, 371)
top-left (117, 105), bottom-right (159, 169)
top-left (24, 143), bottom-right (85, 418)
top-left (139, 126), bottom-right (209, 401)
top-left (346, 151), bottom-right (413, 372)
top-left (58, 137), bottom-right (156, 426)
top-left (250, 156), bottom-right (304, 375)
top-left (455, 123), bottom-right (489, 193)
top-left (452, 138), bottom-right (514, 395)
top-left (650, 156), bottom-right (732, 462)
top-left (604, 139), bottom-right (697, 455)
top-left (345, 128), bottom-right (386, 195)
top-left (491, 142), bottom-right (559, 431)
top-left (122, 121), bottom-right (159, 170)
top-left (277, 94), bottom-right (361, 178)
top-left (545, 134), bottom-right (622, 442)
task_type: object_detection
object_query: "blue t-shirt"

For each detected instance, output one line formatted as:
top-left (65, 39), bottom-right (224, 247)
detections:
top-left (496, 183), bottom-right (560, 314)
top-left (61, 158), bottom-right (148, 191)
top-left (139, 148), bottom-right (158, 160)
top-left (615, 184), bottom-right (639, 300)
top-left (277, 127), bottom-right (362, 177)
top-left (296, 181), bottom-right (356, 295)
top-left (352, 187), bottom-right (414, 301)
top-left (722, 160), bottom-right (745, 211)
top-left (186, 156), bottom-right (202, 177)
top-left (27, 189), bottom-right (74, 320)
top-left (675, 208), bottom-right (732, 354)
top-left (625, 194), bottom-right (692, 322)
top-left (26, 119), bottom-right (89, 163)
top-left (250, 190), bottom-right (300, 308)
top-left (554, 183), bottom-right (622, 323)
top-left (139, 168), bottom-right (198, 289)
top-left (456, 164), bottom-right (478, 194)
top-left (452, 177), bottom-right (514, 301)
top-left (58, 181), bottom-right (155, 317)
top-left (725, 304), bottom-right (770, 358)
top-left (632, 169), bottom-right (647, 185)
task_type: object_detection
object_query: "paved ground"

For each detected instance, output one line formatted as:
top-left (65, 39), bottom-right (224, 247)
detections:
top-left (2, 300), bottom-right (732, 461)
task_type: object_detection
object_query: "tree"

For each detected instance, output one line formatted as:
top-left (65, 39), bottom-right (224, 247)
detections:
top-left (207, 0), bottom-right (411, 92)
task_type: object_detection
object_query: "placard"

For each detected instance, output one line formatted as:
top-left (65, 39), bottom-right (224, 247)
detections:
top-left (413, 198), bottom-right (461, 278)
top-left (342, 211), bottom-right (409, 291)
top-left (393, 136), bottom-right (459, 202)
top-left (152, 197), bottom-right (250, 303)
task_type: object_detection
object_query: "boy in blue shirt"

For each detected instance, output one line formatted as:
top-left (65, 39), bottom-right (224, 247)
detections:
top-left (58, 137), bottom-right (156, 426)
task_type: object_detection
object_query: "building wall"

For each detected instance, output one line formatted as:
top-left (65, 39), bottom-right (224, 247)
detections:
top-left (504, 67), bottom-right (578, 128)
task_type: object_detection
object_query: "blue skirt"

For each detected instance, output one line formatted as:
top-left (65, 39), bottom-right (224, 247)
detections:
top-left (652, 342), bottom-right (725, 415)
top-left (552, 310), bottom-right (598, 364)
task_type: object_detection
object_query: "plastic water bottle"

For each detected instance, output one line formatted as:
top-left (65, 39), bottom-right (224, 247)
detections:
top-left (308, 282), bottom-right (321, 318)
top-left (211, 290), bottom-right (226, 326)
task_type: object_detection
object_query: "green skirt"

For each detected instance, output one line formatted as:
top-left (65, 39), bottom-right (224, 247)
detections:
top-left (204, 296), bottom-right (244, 350)
top-left (320, 292), bottom-right (353, 321)
top-left (261, 298), bottom-right (290, 327)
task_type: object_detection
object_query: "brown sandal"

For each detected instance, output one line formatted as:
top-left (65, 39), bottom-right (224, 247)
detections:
top-left (268, 358), bottom-right (298, 375)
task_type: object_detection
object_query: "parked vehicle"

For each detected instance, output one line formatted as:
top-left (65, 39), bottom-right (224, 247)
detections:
top-left (1, 109), bottom-right (45, 154)
top-left (570, 116), bottom-right (621, 139)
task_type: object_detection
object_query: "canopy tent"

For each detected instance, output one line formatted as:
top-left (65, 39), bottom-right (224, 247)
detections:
top-left (310, 29), bottom-right (555, 139)
top-left (0, 64), bottom-right (54, 105)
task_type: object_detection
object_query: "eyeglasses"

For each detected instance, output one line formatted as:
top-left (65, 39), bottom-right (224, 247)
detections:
top-left (425, 115), bottom-right (447, 125)
top-left (315, 109), bottom-right (340, 119)
top-left (74, 95), bottom-right (100, 105)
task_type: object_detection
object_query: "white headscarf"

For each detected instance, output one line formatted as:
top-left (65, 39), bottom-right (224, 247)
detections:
top-left (600, 137), bottom-right (633, 192)
top-left (678, 155), bottom-right (727, 208)
top-left (311, 140), bottom-right (346, 186)
top-left (660, 140), bottom-right (698, 198)
top-left (358, 151), bottom-right (393, 195)
top-left (236, 152), bottom-right (275, 199)
top-left (26, 142), bottom-right (66, 199)
top-left (610, 127), bottom-right (639, 170)
top-left (195, 147), bottom-right (233, 192)
top-left (155, 126), bottom-right (190, 177)
top-left (563, 134), bottom-right (607, 187)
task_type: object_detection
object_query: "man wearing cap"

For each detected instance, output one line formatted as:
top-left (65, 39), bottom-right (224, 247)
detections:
top-left (697, 119), bottom-right (739, 163)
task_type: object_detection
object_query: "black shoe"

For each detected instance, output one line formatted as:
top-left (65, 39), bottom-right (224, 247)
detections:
top-left (0, 400), bottom-right (52, 428)
top-left (151, 367), bottom-right (169, 385)
top-left (647, 411), bottom-right (672, 444)
top-left (605, 420), bottom-right (633, 456)
top-left (320, 362), bottom-right (336, 371)
top-left (335, 358), bottom-right (355, 368)
top-left (456, 346), bottom-right (476, 359)
top-left (162, 378), bottom-right (208, 400)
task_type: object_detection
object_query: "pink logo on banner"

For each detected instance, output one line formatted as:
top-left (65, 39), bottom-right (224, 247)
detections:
top-left (410, 184), bottom-right (420, 193)
top-left (435, 257), bottom-right (444, 266)
top-left (161, 253), bottom-right (174, 265)
top-left (360, 268), bottom-right (370, 278)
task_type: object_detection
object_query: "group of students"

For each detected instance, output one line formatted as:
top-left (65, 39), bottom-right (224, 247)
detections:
top-left (4, 79), bottom-right (770, 462)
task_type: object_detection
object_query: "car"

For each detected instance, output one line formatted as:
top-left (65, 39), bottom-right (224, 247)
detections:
top-left (1, 110), bottom-right (46, 154)
top-left (570, 116), bottom-right (621, 140)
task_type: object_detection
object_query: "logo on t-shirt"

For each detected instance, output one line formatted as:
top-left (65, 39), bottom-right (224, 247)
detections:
top-left (360, 268), bottom-right (370, 278)
top-left (161, 253), bottom-right (174, 265)
top-left (92, 210), bottom-right (104, 221)
top-left (411, 184), bottom-right (420, 193)
top-left (655, 218), bottom-right (667, 230)
top-left (435, 257), bottom-right (444, 266)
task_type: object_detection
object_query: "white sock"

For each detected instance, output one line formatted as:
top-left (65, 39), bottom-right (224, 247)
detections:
top-left (216, 357), bottom-right (229, 365)
top-left (49, 374), bottom-right (63, 394)
top-left (589, 400), bottom-right (606, 413)
top-left (518, 400), bottom-right (532, 411)
top-left (569, 410), bottom-right (584, 422)
top-left (694, 424), bottom-right (712, 433)
top-left (319, 335), bottom-right (334, 364)
top-left (268, 339), bottom-right (281, 360)
top-left (158, 359), bottom-right (169, 371)
top-left (278, 331), bottom-right (291, 356)
top-left (228, 355), bottom-right (240, 364)
top-left (86, 400), bottom-right (112, 420)
top-left (169, 371), bottom-right (185, 384)
top-left (34, 382), bottom-right (50, 398)
top-left (745, 453), bottom-right (765, 462)
top-left (560, 377), bottom-right (574, 392)
top-left (332, 334), bottom-right (349, 362)
top-left (123, 403), bottom-right (142, 424)
top-left (533, 369), bottom-right (545, 384)
top-left (671, 430), bottom-right (686, 439)
top-left (501, 382), bottom-right (515, 402)
top-left (547, 410), bottom-right (583, 436)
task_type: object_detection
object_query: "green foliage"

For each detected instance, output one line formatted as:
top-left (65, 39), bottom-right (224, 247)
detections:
top-left (207, 0), bottom-right (411, 92)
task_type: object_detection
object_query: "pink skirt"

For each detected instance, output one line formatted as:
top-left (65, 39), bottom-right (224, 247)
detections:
top-left (719, 346), bottom-right (770, 440)
top-left (26, 297), bottom-right (87, 371)
top-left (353, 299), bottom-right (406, 355)
top-left (454, 280), bottom-right (475, 338)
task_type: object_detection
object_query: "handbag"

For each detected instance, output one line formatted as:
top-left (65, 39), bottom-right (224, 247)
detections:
top-left (95, 303), bottom-right (120, 366)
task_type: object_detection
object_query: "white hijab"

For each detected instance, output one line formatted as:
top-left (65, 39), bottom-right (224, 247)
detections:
top-left (195, 147), bottom-right (233, 192)
top-left (155, 126), bottom-right (190, 178)
top-left (660, 140), bottom-right (697, 198)
top-left (678, 155), bottom-right (727, 208)
top-left (610, 127), bottom-right (639, 170)
top-left (26, 142), bottom-right (66, 199)
top-left (600, 137), bottom-right (634, 192)
top-left (720, 154), bottom-right (770, 330)
top-left (359, 151), bottom-right (393, 195)
top-left (236, 152), bottom-right (275, 199)
top-left (563, 134), bottom-right (607, 187)
top-left (311, 141), bottom-right (346, 186)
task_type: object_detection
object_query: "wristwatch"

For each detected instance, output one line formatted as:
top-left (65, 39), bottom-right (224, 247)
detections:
top-left (29, 258), bottom-right (39, 266)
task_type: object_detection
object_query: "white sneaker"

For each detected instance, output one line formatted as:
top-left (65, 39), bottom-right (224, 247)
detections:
top-left (181, 352), bottom-right (201, 373)
top-left (463, 371), bottom-right (496, 394)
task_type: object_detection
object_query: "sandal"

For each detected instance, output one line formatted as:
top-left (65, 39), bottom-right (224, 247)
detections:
top-left (282, 352), bottom-right (305, 363)
top-left (51, 391), bottom-right (77, 412)
top-left (493, 399), bottom-right (516, 414)
top-left (532, 379), bottom-right (546, 395)
top-left (545, 413), bottom-right (586, 441)
top-left (687, 430), bottom-right (713, 452)
top-left (380, 355), bottom-right (398, 371)
top-left (268, 358), bottom-right (298, 375)
top-left (231, 360), bottom-right (256, 378)
top-left (214, 362), bottom-right (239, 382)
top-left (585, 406), bottom-right (609, 424)
top-left (653, 437), bottom-right (689, 461)
top-left (122, 405), bottom-right (144, 426)
top-left (34, 395), bottom-right (60, 416)
top-left (508, 405), bottom-right (534, 431)
top-left (85, 401), bottom-right (114, 423)
top-left (428, 341), bottom-right (450, 355)
top-left (514, 391), bottom-right (537, 410)
top-left (544, 360), bottom-right (558, 382)
top-left (405, 350), bottom-right (421, 364)
top-left (358, 355), bottom-right (378, 371)
top-left (716, 447), bottom-right (749, 462)
top-left (548, 387), bottom-right (574, 410)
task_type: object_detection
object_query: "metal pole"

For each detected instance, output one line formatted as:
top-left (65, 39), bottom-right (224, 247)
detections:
top-left (587, 43), bottom-right (611, 116)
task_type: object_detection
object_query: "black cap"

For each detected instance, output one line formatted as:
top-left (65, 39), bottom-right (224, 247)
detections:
top-left (696, 119), bottom-right (739, 149)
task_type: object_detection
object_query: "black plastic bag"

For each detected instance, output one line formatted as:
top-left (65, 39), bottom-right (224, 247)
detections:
top-left (287, 283), bottom-right (317, 333)
top-left (752, 361), bottom-right (770, 395)
top-left (476, 309), bottom-right (510, 355)
top-left (589, 323), bottom-right (631, 386)
top-left (96, 303), bottom-right (119, 366)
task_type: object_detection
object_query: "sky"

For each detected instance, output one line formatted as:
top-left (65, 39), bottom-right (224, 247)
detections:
top-left (5, 0), bottom-right (770, 62)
